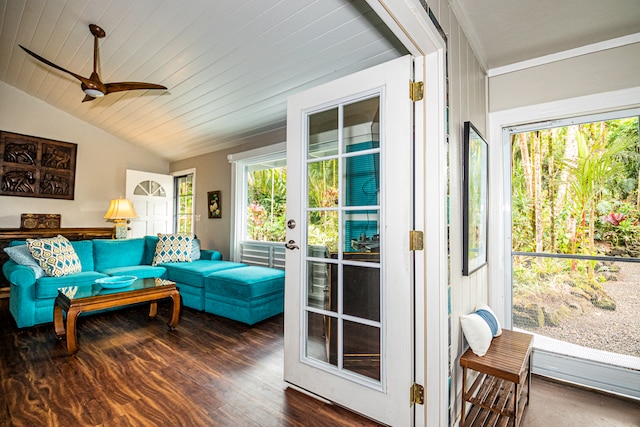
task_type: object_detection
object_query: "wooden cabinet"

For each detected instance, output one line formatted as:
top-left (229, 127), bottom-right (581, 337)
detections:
top-left (0, 227), bottom-right (113, 298)
top-left (460, 329), bottom-right (533, 427)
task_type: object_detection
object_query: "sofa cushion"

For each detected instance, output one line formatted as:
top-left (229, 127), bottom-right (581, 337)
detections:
top-left (93, 238), bottom-right (146, 270)
top-left (163, 260), bottom-right (246, 287)
top-left (3, 244), bottom-right (45, 279)
top-left (35, 271), bottom-right (108, 299)
top-left (71, 240), bottom-right (95, 271)
top-left (205, 266), bottom-right (285, 300)
top-left (152, 233), bottom-right (194, 265)
top-left (100, 265), bottom-right (166, 279)
top-left (27, 235), bottom-right (82, 277)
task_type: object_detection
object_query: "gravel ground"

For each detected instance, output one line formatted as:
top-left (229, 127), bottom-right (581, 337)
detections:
top-left (534, 262), bottom-right (640, 357)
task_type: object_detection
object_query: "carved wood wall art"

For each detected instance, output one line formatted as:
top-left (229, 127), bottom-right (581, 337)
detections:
top-left (0, 131), bottom-right (77, 200)
top-left (20, 213), bottom-right (61, 229)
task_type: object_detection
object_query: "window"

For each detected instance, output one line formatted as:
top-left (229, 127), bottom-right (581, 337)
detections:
top-left (229, 143), bottom-right (286, 266)
top-left (506, 108), bottom-right (640, 397)
top-left (174, 171), bottom-right (195, 233)
top-left (246, 160), bottom-right (287, 242)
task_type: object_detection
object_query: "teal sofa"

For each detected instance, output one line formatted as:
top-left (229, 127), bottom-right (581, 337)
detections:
top-left (2, 236), bottom-right (283, 328)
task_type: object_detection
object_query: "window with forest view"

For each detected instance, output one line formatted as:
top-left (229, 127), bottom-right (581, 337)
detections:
top-left (175, 173), bottom-right (194, 233)
top-left (511, 113), bottom-right (639, 360)
top-left (246, 162), bottom-right (287, 242)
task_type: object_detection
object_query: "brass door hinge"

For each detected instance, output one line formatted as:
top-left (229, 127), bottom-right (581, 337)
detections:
top-left (409, 81), bottom-right (424, 101)
top-left (410, 383), bottom-right (424, 405)
top-left (410, 230), bottom-right (423, 251)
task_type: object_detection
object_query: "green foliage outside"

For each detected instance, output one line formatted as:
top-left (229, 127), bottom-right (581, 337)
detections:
top-left (512, 117), bottom-right (639, 324)
top-left (307, 159), bottom-right (339, 253)
top-left (176, 174), bottom-right (193, 233)
top-left (245, 159), bottom-right (341, 252)
top-left (247, 167), bottom-right (287, 242)
top-left (512, 118), bottom-right (640, 257)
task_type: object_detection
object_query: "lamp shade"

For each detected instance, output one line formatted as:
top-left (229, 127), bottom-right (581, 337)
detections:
top-left (104, 198), bottom-right (138, 220)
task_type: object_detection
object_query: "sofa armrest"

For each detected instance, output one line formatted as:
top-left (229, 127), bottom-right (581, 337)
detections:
top-left (200, 250), bottom-right (223, 261)
top-left (2, 260), bottom-right (36, 287)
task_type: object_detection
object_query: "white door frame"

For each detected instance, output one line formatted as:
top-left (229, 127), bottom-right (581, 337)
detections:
top-left (365, 1), bottom-right (448, 425)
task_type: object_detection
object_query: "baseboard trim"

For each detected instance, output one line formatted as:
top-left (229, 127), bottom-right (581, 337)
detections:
top-left (533, 349), bottom-right (640, 400)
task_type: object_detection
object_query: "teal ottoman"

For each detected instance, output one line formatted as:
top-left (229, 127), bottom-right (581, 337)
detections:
top-left (204, 266), bottom-right (285, 325)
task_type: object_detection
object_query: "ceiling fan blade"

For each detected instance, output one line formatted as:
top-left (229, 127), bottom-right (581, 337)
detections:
top-left (105, 82), bottom-right (167, 95)
top-left (19, 45), bottom-right (92, 87)
top-left (82, 94), bottom-right (96, 103)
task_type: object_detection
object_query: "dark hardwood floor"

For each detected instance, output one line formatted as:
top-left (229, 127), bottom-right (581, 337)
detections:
top-left (0, 298), bottom-right (382, 427)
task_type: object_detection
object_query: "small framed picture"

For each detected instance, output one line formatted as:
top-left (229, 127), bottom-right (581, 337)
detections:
top-left (208, 191), bottom-right (221, 218)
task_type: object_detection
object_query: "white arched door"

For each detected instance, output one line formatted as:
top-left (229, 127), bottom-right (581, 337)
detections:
top-left (126, 169), bottom-right (174, 237)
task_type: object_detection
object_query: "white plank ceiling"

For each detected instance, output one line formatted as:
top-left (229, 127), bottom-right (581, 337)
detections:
top-left (0, 0), bottom-right (406, 161)
top-left (1, 0), bottom-right (638, 161)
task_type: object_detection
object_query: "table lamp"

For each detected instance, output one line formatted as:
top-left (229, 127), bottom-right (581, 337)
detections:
top-left (104, 198), bottom-right (138, 239)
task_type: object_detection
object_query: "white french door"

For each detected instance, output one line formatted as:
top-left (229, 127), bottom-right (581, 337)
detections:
top-left (284, 55), bottom-right (416, 425)
top-left (125, 169), bottom-right (174, 238)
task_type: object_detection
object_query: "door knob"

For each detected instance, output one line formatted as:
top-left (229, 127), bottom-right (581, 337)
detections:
top-left (285, 240), bottom-right (299, 250)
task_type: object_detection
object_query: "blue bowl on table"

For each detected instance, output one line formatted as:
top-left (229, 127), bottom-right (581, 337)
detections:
top-left (95, 275), bottom-right (137, 289)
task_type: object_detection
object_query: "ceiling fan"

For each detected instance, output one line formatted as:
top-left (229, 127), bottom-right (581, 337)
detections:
top-left (20, 24), bottom-right (167, 102)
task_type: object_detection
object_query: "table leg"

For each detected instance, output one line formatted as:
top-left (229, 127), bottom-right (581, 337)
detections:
top-left (65, 308), bottom-right (81, 354)
top-left (167, 290), bottom-right (181, 330)
top-left (149, 301), bottom-right (158, 318)
top-left (526, 353), bottom-right (532, 406)
top-left (461, 366), bottom-right (467, 426)
top-left (53, 302), bottom-right (66, 338)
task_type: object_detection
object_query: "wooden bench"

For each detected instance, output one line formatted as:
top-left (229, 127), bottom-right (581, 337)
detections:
top-left (460, 329), bottom-right (533, 427)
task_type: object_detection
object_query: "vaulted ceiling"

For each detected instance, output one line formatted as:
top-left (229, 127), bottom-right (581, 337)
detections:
top-left (1, 0), bottom-right (638, 162)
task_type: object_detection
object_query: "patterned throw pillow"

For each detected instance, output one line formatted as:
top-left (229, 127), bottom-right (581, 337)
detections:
top-left (152, 233), bottom-right (194, 266)
top-left (26, 235), bottom-right (82, 277)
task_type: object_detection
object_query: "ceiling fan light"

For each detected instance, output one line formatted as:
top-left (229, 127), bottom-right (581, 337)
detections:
top-left (83, 88), bottom-right (104, 97)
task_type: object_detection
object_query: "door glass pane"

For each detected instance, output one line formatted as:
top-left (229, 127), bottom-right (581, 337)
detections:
top-left (343, 320), bottom-right (381, 381)
top-left (306, 259), bottom-right (330, 310)
top-left (343, 210), bottom-right (380, 257)
top-left (307, 210), bottom-right (338, 253)
top-left (304, 93), bottom-right (382, 384)
top-left (308, 159), bottom-right (338, 208)
top-left (306, 311), bottom-right (336, 367)
top-left (344, 153), bottom-right (380, 207)
top-left (343, 97), bottom-right (380, 153)
top-left (308, 108), bottom-right (338, 158)
top-left (343, 264), bottom-right (380, 321)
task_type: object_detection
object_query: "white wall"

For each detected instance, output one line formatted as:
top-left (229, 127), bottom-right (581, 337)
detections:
top-left (0, 82), bottom-right (169, 228)
top-left (489, 42), bottom-right (640, 112)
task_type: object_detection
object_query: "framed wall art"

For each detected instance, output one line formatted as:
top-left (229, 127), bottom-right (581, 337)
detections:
top-left (208, 190), bottom-right (221, 218)
top-left (462, 121), bottom-right (488, 276)
top-left (0, 131), bottom-right (77, 200)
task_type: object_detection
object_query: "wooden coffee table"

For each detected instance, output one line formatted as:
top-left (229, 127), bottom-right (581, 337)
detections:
top-left (53, 277), bottom-right (181, 354)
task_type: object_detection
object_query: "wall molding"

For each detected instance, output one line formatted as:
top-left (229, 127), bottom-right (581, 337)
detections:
top-left (488, 33), bottom-right (640, 77)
